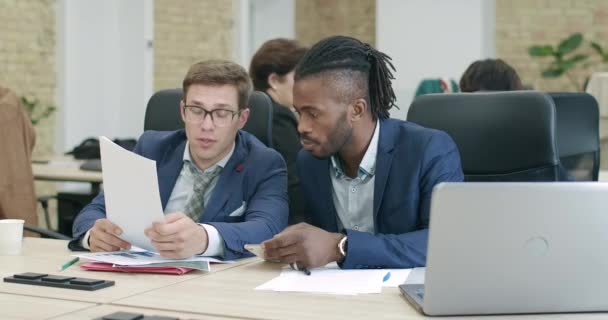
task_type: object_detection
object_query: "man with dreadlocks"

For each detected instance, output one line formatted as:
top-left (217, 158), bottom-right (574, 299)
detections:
top-left (262, 35), bottom-right (463, 269)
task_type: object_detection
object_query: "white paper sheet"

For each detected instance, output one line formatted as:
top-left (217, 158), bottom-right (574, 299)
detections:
top-left (255, 263), bottom-right (386, 295)
top-left (382, 269), bottom-right (412, 287)
top-left (100, 136), bottom-right (165, 251)
top-left (404, 267), bottom-right (426, 285)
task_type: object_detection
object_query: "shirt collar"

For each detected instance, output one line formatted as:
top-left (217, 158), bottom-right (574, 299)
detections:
top-left (331, 120), bottom-right (380, 179)
top-left (183, 141), bottom-right (235, 172)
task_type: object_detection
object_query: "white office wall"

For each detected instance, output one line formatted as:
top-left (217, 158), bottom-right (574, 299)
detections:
top-left (55, 0), bottom-right (153, 152)
top-left (250, 0), bottom-right (295, 61)
top-left (233, 0), bottom-right (295, 68)
top-left (376, 0), bottom-right (495, 119)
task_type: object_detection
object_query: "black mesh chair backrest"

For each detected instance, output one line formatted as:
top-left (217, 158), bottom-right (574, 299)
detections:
top-left (143, 89), bottom-right (273, 147)
top-left (550, 92), bottom-right (600, 181)
top-left (407, 91), bottom-right (560, 182)
top-left (143, 89), bottom-right (183, 131)
top-left (243, 91), bottom-right (273, 148)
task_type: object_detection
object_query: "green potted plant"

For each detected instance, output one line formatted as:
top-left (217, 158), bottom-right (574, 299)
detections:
top-left (21, 96), bottom-right (56, 125)
top-left (528, 32), bottom-right (589, 91)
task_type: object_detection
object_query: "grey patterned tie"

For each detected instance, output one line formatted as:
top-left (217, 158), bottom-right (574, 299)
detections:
top-left (183, 161), bottom-right (222, 221)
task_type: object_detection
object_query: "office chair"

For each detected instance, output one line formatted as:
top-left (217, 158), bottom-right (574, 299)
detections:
top-left (143, 89), bottom-right (184, 132)
top-left (24, 224), bottom-right (71, 240)
top-left (550, 92), bottom-right (600, 181)
top-left (407, 91), bottom-right (561, 181)
top-left (144, 89), bottom-right (274, 147)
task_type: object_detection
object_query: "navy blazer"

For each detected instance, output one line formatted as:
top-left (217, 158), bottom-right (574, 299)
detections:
top-left (71, 130), bottom-right (289, 260)
top-left (297, 118), bottom-right (463, 269)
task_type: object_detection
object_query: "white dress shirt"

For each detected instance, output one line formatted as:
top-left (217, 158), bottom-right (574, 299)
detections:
top-left (330, 121), bottom-right (379, 233)
top-left (83, 141), bottom-right (235, 257)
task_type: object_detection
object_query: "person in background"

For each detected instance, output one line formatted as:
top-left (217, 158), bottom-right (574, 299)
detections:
top-left (249, 38), bottom-right (308, 224)
top-left (459, 58), bottom-right (523, 92)
top-left (0, 86), bottom-right (38, 228)
top-left (71, 60), bottom-right (288, 260)
top-left (262, 36), bottom-right (464, 269)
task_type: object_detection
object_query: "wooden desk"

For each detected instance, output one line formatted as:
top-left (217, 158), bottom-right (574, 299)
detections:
top-left (32, 158), bottom-right (103, 184)
top-left (52, 305), bottom-right (239, 320)
top-left (5, 238), bottom-right (608, 319)
top-left (113, 260), bottom-right (416, 320)
top-left (112, 260), bottom-right (608, 320)
top-left (0, 238), bottom-right (254, 304)
top-left (0, 292), bottom-right (94, 320)
top-left (32, 157), bottom-right (103, 193)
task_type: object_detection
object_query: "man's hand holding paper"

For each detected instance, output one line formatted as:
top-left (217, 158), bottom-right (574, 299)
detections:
top-left (145, 212), bottom-right (209, 259)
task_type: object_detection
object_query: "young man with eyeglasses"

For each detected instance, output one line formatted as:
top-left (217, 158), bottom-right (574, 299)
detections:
top-left (71, 60), bottom-right (288, 260)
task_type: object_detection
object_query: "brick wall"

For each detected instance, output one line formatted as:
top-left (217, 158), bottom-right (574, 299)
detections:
top-left (0, 0), bottom-right (56, 227)
top-left (0, 0), bottom-right (56, 158)
top-left (295, 0), bottom-right (376, 47)
top-left (496, 0), bottom-right (608, 92)
top-left (154, 0), bottom-right (234, 91)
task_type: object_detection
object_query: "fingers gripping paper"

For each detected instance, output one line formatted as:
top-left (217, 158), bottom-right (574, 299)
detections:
top-left (100, 136), bottom-right (165, 251)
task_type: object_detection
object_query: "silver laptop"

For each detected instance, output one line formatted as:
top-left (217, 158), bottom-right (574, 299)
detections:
top-left (400, 182), bottom-right (608, 316)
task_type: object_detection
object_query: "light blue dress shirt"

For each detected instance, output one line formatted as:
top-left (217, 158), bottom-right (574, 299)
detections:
top-left (330, 121), bottom-right (379, 233)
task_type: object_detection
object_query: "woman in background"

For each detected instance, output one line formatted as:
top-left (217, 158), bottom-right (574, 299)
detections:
top-left (249, 38), bottom-right (308, 224)
top-left (460, 59), bottom-right (523, 92)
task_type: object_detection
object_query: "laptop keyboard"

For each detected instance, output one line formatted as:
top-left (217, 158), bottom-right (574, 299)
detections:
top-left (415, 287), bottom-right (425, 299)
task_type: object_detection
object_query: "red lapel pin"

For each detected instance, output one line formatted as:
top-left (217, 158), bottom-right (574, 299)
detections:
top-left (235, 164), bottom-right (244, 172)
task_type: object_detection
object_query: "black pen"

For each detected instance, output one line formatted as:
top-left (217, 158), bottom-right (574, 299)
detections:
top-left (290, 263), bottom-right (311, 276)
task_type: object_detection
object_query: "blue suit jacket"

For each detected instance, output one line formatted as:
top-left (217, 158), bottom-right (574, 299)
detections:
top-left (71, 130), bottom-right (288, 260)
top-left (297, 118), bottom-right (463, 269)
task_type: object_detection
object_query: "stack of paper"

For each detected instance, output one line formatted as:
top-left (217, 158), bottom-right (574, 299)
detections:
top-left (74, 248), bottom-right (234, 274)
top-left (256, 263), bottom-right (412, 295)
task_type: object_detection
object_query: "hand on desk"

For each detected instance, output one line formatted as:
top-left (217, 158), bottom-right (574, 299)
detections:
top-left (89, 219), bottom-right (131, 252)
top-left (262, 223), bottom-right (344, 268)
top-left (144, 212), bottom-right (208, 259)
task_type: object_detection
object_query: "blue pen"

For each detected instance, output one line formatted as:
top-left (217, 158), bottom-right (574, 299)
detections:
top-left (383, 271), bottom-right (392, 282)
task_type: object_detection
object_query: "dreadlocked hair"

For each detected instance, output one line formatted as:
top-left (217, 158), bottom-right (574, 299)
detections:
top-left (294, 35), bottom-right (397, 120)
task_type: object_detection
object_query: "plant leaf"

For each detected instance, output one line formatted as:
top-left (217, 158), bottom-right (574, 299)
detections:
top-left (565, 54), bottom-right (589, 63)
top-left (591, 41), bottom-right (604, 55)
top-left (557, 33), bottom-right (583, 55)
top-left (542, 68), bottom-right (565, 78)
top-left (529, 45), bottom-right (554, 57)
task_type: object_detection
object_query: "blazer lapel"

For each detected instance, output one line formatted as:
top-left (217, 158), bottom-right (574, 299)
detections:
top-left (314, 159), bottom-right (339, 232)
top-left (158, 136), bottom-right (187, 210)
top-left (373, 120), bottom-right (395, 225)
top-left (201, 132), bottom-right (247, 222)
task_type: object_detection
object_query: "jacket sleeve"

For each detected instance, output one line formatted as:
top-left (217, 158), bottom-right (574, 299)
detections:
top-left (340, 131), bottom-right (464, 269)
top-left (207, 152), bottom-right (289, 260)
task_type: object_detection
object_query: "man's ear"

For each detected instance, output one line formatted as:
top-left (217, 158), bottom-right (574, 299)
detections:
top-left (237, 108), bottom-right (250, 129)
top-left (268, 73), bottom-right (281, 90)
top-left (179, 100), bottom-right (186, 122)
top-left (350, 98), bottom-right (368, 122)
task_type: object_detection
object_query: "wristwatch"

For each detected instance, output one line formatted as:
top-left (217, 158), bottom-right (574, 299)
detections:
top-left (338, 235), bottom-right (348, 259)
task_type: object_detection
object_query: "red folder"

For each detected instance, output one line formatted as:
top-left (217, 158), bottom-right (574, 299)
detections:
top-left (80, 261), bottom-right (195, 275)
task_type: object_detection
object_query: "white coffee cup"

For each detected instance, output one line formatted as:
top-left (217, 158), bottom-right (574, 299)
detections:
top-left (0, 219), bottom-right (25, 255)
